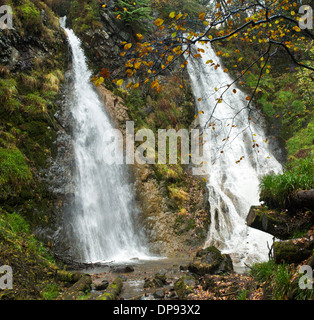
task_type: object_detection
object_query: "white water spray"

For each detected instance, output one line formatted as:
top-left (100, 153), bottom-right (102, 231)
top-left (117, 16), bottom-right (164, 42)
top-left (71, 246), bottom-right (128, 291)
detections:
top-left (186, 41), bottom-right (282, 271)
top-left (60, 17), bottom-right (152, 263)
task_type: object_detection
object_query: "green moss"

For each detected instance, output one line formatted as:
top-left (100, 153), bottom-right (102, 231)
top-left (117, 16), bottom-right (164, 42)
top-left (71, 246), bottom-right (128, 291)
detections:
top-left (69, 0), bottom-right (102, 35)
top-left (286, 122), bottom-right (314, 156)
top-left (41, 283), bottom-right (61, 300)
top-left (96, 277), bottom-right (123, 300)
top-left (0, 78), bottom-right (20, 113)
top-left (17, 0), bottom-right (43, 34)
top-left (0, 210), bottom-right (63, 299)
top-left (259, 155), bottom-right (314, 208)
top-left (0, 147), bottom-right (32, 200)
top-left (174, 275), bottom-right (196, 299)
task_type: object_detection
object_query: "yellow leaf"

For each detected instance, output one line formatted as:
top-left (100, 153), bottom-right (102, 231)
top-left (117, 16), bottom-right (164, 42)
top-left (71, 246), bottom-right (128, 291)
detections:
top-left (124, 43), bottom-right (132, 50)
top-left (238, 57), bottom-right (243, 62)
top-left (199, 12), bottom-right (205, 21)
top-left (126, 82), bottom-right (133, 89)
top-left (151, 80), bottom-right (159, 89)
top-left (293, 26), bottom-right (301, 32)
top-left (167, 55), bottom-right (174, 62)
top-left (134, 61), bottom-right (142, 69)
top-left (154, 18), bottom-right (164, 26)
top-left (136, 34), bottom-right (143, 40)
top-left (169, 12), bottom-right (176, 19)
top-left (176, 13), bottom-right (183, 20)
top-left (116, 79), bottom-right (124, 86)
top-left (94, 77), bottom-right (104, 87)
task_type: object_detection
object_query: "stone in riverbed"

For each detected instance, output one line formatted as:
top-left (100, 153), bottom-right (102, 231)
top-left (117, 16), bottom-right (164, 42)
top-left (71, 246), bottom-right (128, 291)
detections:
top-left (111, 265), bottom-right (135, 273)
top-left (94, 279), bottom-right (109, 290)
top-left (188, 246), bottom-right (233, 276)
top-left (174, 275), bottom-right (197, 299)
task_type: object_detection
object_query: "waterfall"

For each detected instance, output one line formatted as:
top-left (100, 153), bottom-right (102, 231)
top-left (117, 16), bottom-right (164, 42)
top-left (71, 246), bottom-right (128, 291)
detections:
top-left (60, 18), bottom-right (151, 263)
top-left (186, 41), bottom-right (283, 271)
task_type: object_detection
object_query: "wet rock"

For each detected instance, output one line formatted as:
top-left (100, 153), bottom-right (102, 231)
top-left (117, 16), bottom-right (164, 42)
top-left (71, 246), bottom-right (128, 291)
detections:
top-left (153, 273), bottom-right (168, 287)
top-left (111, 265), bottom-right (134, 273)
top-left (247, 205), bottom-right (314, 240)
top-left (174, 275), bottom-right (197, 299)
top-left (143, 273), bottom-right (168, 289)
top-left (188, 246), bottom-right (233, 276)
top-left (95, 279), bottom-right (109, 291)
top-left (143, 278), bottom-right (155, 289)
top-left (274, 239), bottom-right (313, 264)
top-left (153, 289), bottom-right (165, 299)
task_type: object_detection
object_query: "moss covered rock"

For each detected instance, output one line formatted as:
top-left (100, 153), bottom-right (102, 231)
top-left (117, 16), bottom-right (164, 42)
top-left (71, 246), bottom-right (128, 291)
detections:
top-left (274, 240), bottom-right (313, 264)
top-left (174, 275), bottom-right (196, 299)
top-left (188, 246), bottom-right (233, 276)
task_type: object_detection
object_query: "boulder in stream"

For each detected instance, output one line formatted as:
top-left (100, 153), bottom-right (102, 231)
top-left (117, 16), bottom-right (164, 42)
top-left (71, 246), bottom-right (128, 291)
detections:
top-left (188, 246), bottom-right (233, 276)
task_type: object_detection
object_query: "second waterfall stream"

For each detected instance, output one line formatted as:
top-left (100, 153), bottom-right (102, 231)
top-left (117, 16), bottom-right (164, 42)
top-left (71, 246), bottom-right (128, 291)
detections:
top-left (186, 41), bottom-right (283, 271)
top-left (60, 18), bottom-right (151, 263)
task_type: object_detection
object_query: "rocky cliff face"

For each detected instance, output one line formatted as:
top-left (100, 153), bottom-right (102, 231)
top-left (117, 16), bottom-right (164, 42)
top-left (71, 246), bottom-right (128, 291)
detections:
top-left (0, 2), bottom-right (68, 223)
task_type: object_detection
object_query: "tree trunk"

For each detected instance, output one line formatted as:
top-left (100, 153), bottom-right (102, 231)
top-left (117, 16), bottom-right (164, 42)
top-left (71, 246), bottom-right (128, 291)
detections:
top-left (59, 274), bottom-right (92, 300)
top-left (96, 277), bottom-right (123, 300)
top-left (289, 189), bottom-right (314, 211)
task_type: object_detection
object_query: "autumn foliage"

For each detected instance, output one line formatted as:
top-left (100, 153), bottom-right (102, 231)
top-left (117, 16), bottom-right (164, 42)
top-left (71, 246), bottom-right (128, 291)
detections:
top-left (94, 0), bottom-right (313, 95)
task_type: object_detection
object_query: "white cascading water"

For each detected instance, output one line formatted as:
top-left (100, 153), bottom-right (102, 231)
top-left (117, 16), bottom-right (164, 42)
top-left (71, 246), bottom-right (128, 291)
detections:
top-left (60, 18), bottom-right (151, 263)
top-left (186, 41), bottom-right (283, 271)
